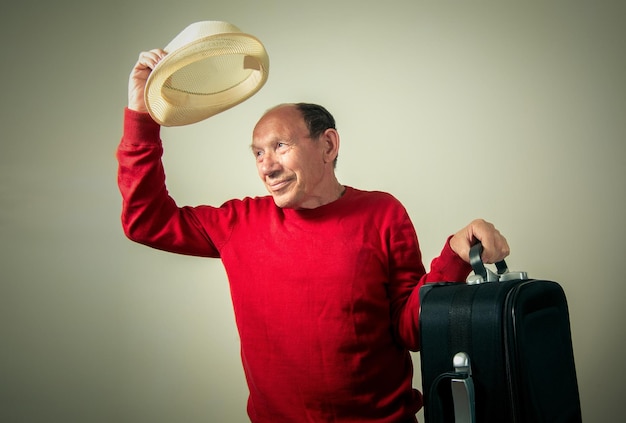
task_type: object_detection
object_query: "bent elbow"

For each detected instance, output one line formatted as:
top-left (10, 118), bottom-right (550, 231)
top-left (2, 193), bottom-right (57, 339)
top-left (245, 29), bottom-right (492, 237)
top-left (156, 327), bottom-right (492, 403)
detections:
top-left (120, 214), bottom-right (153, 246)
top-left (122, 225), bottom-right (143, 244)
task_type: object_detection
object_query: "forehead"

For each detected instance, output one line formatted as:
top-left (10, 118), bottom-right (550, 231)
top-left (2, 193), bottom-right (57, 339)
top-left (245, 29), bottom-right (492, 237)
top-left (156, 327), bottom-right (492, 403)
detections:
top-left (252, 105), bottom-right (308, 144)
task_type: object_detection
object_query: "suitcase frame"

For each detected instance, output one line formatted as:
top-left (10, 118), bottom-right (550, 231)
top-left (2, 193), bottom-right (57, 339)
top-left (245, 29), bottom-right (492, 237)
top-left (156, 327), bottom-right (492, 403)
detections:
top-left (419, 244), bottom-right (582, 423)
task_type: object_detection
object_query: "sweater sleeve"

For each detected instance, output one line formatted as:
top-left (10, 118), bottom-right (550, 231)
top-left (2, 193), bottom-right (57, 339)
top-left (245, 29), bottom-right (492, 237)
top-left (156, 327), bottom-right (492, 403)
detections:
top-left (389, 214), bottom-right (472, 352)
top-left (425, 236), bottom-right (474, 284)
top-left (116, 108), bottom-right (220, 257)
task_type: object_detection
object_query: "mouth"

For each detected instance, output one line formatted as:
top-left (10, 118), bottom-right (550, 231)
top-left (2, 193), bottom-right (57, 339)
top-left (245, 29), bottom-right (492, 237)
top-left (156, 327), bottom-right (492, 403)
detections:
top-left (267, 178), bottom-right (292, 193)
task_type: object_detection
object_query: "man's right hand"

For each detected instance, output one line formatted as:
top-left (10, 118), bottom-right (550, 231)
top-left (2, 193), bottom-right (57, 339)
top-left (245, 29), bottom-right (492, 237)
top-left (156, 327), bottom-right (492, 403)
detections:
top-left (128, 49), bottom-right (167, 113)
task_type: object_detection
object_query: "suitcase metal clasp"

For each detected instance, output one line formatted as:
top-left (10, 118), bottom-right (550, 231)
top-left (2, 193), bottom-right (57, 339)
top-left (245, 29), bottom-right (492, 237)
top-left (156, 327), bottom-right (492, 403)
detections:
top-left (451, 352), bottom-right (476, 423)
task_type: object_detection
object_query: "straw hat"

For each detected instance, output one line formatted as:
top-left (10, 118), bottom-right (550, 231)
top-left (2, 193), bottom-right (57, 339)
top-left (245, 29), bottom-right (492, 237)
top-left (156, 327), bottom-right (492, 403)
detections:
top-left (145, 21), bottom-right (270, 126)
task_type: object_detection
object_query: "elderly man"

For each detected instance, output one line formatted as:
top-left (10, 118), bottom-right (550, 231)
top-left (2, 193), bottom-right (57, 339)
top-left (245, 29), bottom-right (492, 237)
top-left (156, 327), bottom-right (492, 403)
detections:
top-left (117, 49), bottom-right (509, 423)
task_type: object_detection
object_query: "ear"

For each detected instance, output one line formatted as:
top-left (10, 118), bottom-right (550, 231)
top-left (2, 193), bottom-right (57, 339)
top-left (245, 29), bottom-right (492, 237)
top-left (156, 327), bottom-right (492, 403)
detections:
top-left (320, 128), bottom-right (340, 164)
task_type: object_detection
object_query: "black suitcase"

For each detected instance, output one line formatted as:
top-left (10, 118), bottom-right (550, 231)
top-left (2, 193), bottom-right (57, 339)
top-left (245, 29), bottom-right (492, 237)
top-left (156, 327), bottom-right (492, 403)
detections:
top-left (419, 243), bottom-right (582, 422)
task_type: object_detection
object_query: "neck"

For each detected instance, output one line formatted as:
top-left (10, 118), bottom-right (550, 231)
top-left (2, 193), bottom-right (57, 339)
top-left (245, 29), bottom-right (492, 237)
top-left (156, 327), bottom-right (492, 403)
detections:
top-left (297, 180), bottom-right (345, 210)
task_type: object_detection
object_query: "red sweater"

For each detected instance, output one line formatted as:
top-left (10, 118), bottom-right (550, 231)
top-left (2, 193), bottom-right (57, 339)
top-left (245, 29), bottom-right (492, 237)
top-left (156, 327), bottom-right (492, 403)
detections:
top-left (117, 109), bottom-right (471, 422)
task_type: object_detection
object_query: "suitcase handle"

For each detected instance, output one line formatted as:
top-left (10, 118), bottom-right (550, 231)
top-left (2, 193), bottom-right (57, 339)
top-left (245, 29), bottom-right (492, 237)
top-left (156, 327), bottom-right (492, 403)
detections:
top-left (428, 352), bottom-right (476, 423)
top-left (468, 242), bottom-right (528, 284)
top-left (469, 242), bottom-right (509, 283)
top-left (451, 352), bottom-right (476, 423)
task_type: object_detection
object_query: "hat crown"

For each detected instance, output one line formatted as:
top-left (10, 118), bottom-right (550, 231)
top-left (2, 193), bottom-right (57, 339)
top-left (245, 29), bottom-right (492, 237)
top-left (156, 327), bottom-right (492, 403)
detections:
top-left (165, 21), bottom-right (243, 53)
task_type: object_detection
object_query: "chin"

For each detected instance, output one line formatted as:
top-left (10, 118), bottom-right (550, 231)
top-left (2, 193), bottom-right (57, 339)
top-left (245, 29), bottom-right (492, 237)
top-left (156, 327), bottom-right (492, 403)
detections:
top-left (271, 193), bottom-right (301, 209)
top-left (271, 194), bottom-right (292, 209)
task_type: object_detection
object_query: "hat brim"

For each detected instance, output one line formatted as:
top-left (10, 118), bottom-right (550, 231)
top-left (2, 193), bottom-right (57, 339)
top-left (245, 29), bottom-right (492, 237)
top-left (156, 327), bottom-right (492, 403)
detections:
top-left (145, 33), bottom-right (269, 126)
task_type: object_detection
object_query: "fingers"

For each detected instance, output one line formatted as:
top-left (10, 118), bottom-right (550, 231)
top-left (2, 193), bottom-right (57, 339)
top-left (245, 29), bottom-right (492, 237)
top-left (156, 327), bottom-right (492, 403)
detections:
top-left (475, 220), bottom-right (510, 264)
top-left (128, 49), bottom-right (168, 113)
top-left (135, 49), bottom-right (168, 72)
top-left (450, 219), bottom-right (510, 264)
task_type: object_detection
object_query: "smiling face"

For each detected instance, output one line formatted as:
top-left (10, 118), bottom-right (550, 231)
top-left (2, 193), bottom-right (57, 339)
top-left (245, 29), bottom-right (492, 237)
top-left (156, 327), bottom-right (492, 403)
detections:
top-left (251, 104), bottom-right (342, 209)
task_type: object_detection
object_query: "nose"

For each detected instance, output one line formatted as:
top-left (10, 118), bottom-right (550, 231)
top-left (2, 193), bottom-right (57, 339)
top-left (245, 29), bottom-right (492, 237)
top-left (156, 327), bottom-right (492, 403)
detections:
top-left (257, 151), bottom-right (281, 178)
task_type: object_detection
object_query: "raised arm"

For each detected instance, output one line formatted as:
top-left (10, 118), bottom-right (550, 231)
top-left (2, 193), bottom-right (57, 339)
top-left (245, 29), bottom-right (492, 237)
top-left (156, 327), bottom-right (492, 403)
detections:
top-left (116, 51), bottom-right (219, 258)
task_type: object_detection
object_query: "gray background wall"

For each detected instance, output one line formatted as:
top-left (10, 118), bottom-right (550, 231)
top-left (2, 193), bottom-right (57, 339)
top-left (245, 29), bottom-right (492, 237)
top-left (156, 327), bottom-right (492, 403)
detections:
top-left (1, 1), bottom-right (624, 421)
